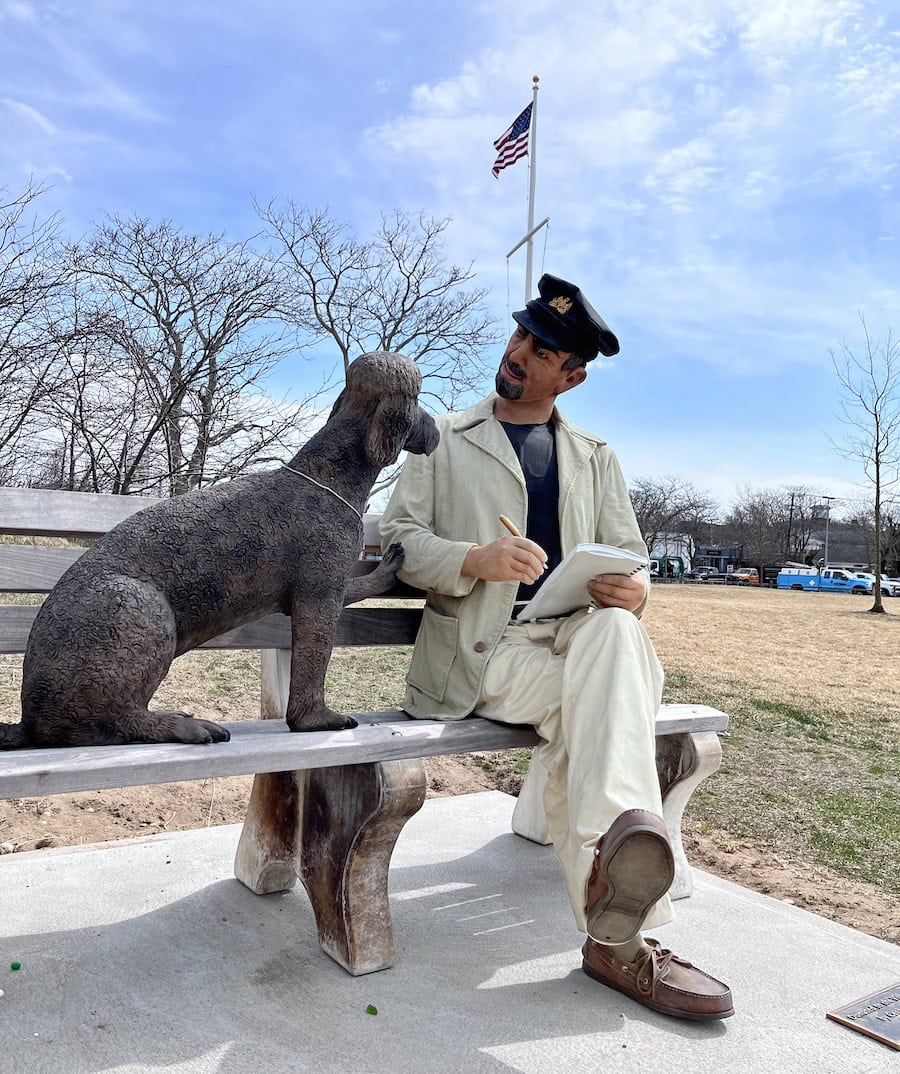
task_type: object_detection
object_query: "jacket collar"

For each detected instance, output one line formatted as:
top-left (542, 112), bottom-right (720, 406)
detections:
top-left (452, 393), bottom-right (607, 448)
top-left (452, 393), bottom-right (608, 498)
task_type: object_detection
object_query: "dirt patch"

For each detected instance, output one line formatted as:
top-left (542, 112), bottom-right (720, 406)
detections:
top-left (683, 824), bottom-right (900, 944)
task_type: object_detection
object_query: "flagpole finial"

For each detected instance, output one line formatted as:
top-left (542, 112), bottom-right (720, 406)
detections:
top-left (533, 75), bottom-right (539, 84)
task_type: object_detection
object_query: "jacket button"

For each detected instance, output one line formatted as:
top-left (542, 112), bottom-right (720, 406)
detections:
top-left (473, 641), bottom-right (488, 653)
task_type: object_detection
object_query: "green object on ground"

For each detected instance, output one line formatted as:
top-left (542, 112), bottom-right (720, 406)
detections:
top-left (366, 1004), bottom-right (377, 1016)
top-left (10, 962), bottom-right (21, 971)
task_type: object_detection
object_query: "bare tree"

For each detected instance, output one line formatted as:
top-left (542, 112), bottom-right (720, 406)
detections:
top-left (722, 487), bottom-right (783, 566)
top-left (721, 484), bottom-right (826, 566)
top-left (261, 203), bottom-right (497, 394)
top-left (55, 216), bottom-right (318, 495)
top-left (628, 476), bottom-right (718, 558)
top-left (0, 183), bottom-right (68, 482)
top-left (830, 317), bottom-right (900, 613)
top-left (259, 205), bottom-right (499, 493)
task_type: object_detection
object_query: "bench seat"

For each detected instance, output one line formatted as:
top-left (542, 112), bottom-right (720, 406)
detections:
top-left (0, 704), bottom-right (726, 798)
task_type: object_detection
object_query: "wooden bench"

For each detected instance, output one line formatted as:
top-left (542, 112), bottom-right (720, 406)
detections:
top-left (0, 486), bottom-right (729, 976)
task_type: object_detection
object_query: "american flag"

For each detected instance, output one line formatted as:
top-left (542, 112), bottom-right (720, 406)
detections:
top-left (492, 103), bottom-right (532, 178)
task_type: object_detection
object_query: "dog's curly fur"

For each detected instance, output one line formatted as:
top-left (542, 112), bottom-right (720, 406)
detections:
top-left (2, 351), bottom-right (438, 750)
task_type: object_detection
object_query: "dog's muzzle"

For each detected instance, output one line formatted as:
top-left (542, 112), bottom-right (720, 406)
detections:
top-left (406, 409), bottom-right (440, 456)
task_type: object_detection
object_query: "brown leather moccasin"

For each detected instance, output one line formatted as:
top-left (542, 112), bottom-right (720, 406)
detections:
top-left (583, 937), bottom-right (734, 1020)
top-left (586, 808), bottom-right (674, 944)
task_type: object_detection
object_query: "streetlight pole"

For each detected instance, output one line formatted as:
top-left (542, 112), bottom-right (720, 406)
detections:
top-left (822, 495), bottom-right (836, 573)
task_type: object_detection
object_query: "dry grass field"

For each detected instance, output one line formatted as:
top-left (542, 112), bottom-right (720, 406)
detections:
top-left (642, 586), bottom-right (900, 916)
top-left (1, 583), bottom-right (898, 942)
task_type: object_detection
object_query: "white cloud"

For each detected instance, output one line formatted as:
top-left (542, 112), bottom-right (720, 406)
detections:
top-left (359, 0), bottom-right (900, 389)
top-left (735, 0), bottom-right (864, 65)
top-left (1, 97), bottom-right (57, 135)
top-left (0, 1), bottom-right (36, 22)
top-left (21, 160), bottom-right (72, 182)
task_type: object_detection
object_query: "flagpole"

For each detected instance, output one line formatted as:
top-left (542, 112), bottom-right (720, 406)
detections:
top-left (524, 75), bottom-right (539, 304)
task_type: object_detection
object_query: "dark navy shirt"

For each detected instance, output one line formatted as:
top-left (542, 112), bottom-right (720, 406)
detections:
top-left (499, 420), bottom-right (562, 603)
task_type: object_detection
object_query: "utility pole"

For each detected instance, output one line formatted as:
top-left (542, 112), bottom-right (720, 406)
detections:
top-left (822, 495), bottom-right (836, 571)
top-left (785, 492), bottom-right (796, 561)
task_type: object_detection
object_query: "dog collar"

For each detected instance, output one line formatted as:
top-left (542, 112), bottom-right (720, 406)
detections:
top-left (281, 465), bottom-right (363, 523)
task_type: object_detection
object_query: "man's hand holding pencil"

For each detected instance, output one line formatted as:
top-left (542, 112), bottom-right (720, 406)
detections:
top-left (459, 515), bottom-right (548, 584)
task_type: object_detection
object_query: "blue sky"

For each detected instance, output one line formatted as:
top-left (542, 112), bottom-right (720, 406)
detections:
top-left (2, 0), bottom-right (899, 514)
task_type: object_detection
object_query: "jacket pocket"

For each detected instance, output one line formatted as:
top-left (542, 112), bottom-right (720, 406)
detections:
top-left (406, 606), bottom-right (459, 702)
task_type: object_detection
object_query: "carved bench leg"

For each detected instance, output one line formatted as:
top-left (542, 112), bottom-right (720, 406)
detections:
top-left (235, 649), bottom-right (301, 893)
top-left (656, 731), bottom-right (723, 900)
top-left (298, 759), bottom-right (426, 975)
top-left (236, 650), bottom-right (428, 974)
top-left (235, 759), bottom-right (427, 974)
top-left (235, 771), bottom-right (302, 894)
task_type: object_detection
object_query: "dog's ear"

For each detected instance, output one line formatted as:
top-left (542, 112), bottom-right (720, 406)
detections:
top-left (366, 397), bottom-right (414, 468)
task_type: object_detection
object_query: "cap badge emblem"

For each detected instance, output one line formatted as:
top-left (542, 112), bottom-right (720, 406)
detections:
top-left (549, 295), bottom-right (573, 315)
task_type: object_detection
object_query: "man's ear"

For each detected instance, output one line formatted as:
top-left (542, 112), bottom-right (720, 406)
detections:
top-left (560, 366), bottom-right (587, 393)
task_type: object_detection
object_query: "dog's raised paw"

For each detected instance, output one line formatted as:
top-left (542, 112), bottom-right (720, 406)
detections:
top-left (383, 542), bottom-right (404, 566)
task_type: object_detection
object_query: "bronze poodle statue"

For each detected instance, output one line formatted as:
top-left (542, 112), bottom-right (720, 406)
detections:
top-left (2, 351), bottom-right (438, 749)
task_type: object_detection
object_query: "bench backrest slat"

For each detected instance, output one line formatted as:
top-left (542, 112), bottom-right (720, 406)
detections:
top-left (0, 547), bottom-right (420, 596)
top-left (0, 479), bottom-right (425, 653)
top-left (0, 546), bottom-right (85, 591)
top-left (0, 604), bottom-right (422, 654)
top-left (0, 487), bottom-right (161, 538)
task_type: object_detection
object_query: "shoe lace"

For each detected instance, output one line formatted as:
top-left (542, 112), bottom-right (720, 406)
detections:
top-left (634, 944), bottom-right (677, 996)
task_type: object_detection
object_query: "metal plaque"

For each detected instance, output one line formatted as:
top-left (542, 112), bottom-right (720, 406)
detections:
top-left (827, 983), bottom-right (900, 1050)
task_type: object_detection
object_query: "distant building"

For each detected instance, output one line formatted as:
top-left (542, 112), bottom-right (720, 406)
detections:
top-left (692, 544), bottom-right (742, 573)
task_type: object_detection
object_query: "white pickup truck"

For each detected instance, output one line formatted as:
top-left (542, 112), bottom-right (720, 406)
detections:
top-left (848, 571), bottom-right (900, 596)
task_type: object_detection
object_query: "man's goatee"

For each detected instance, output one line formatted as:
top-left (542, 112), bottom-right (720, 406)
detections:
top-left (495, 371), bottom-right (523, 400)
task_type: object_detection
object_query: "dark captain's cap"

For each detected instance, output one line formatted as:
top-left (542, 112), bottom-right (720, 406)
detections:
top-left (512, 273), bottom-right (619, 359)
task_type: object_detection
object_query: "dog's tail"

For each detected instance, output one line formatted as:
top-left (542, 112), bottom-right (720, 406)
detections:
top-left (0, 722), bottom-right (28, 750)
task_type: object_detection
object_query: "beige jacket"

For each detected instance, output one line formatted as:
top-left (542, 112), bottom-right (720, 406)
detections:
top-left (380, 394), bottom-right (649, 719)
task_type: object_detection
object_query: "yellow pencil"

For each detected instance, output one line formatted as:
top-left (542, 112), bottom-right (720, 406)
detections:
top-left (499, 514), bottom-right (547, 571)
top-left (499, 515), bottom-right (522, 538)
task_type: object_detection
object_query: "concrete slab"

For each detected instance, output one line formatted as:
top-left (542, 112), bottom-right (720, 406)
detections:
top-left (0, 791), bottom-right (897, 1074)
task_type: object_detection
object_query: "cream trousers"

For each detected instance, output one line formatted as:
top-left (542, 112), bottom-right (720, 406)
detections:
top-left (477, 605), bottom-right (674, 934)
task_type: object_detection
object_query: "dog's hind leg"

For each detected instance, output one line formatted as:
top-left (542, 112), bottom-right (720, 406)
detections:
top-left (102, 708), bottom-right (231, 745)
top-left (25, 706), bottom-right (231, 747)
top-left (23, 574), bottom-right (231, 747)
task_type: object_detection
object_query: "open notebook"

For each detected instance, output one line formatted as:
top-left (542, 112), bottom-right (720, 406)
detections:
top-left (514, 543), bottom-right (649, 622)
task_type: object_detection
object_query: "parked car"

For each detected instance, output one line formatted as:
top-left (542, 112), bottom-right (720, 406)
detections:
top-left (848, 571), bottom-right (900, 597)
top-left (727, 568), bottom-right (760, 585)
top-left (703, 569), bottom-right (728, 584)
top-left (685, 566), bottom-right (714, 580)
